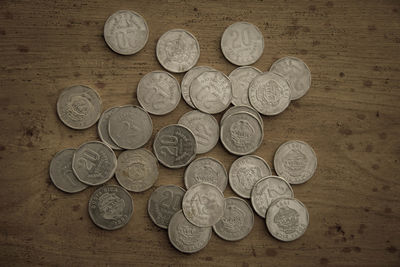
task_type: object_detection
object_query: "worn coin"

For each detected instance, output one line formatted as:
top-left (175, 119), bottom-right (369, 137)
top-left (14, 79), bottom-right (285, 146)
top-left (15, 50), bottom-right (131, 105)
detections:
top-left (97, 107), bottom-right (123, 150)
top-left (181, 66), bottom-right (213, 108)
top-left (57, 85), bottom-right (102, 130)
top-left (88, 185), bottom-right (134, 230)
top-left (229, 66), bottom-right (262, 106)
top-left (221, 105), bottom-right (263, 128)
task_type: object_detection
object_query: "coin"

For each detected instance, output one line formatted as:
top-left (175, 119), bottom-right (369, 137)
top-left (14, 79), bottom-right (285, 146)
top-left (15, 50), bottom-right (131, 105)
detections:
top-left (270, 56), bottom-right (311, 100)
top-left (274, 140), bottom-right (317, 184)
top-left (213, 197), bottom-right (254, 241)
top-left (97, 107), bottom-right (123, 150)
top-left (248, 72), bottom-right (291, 116)
top-left (153, 124), bottom-right (196, 168)
top-left (266, 198), bottom-right (309, 242)
top-left (178, 110), bottom-right (219, 154)
top-left (229, 155), bottom-right (271, 198)
top-left (88, 185), bottom-right (134, 230)
top-left (184, 157), bottom-right (228, 192)
top-left (57, 85), bottom-right (102, 130)
top-left (181, 66), bottom-right (213, 108)
top-left (229, 66), bottom-right (262, 106)
top-left (250, 176), bottom-right (294, 218)
top-left (221, 105), bottom-right (263, 128)
top-left (168, 210), bottom-right (212, 253)
top-left (148, 185), bottom-right (186, 229)
top-left (103, 10), bottom-right (149, 55)
top-left (49, 148), bottom-right (88, 193)
top-left (221, 22), bottom-right (264, 66)
top-left (182, 182), bottom-right (225, 227)
top-left (137, 71), bottom-right (181, 115)
top-left (156, 29), bottom-right (200, 73)
top-left (189, 70), bottom-right (232, 114)
top-left (108, 105), bottom-right (153, 150)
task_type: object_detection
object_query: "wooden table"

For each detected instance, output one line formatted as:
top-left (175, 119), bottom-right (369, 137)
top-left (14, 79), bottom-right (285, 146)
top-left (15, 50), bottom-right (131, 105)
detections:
top-left (0, 0), bottom-right (399, 266)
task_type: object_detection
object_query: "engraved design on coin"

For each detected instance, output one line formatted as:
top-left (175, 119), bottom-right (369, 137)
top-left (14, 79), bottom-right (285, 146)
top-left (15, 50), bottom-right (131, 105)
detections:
top-left (181, 66), bottom-right (214, 108)
top-left (221, 105), bottom-right (263, 128)
top-left (97, 107), bottom-right (123, 150)
top-left (229, 66), bottom-right (261, 106)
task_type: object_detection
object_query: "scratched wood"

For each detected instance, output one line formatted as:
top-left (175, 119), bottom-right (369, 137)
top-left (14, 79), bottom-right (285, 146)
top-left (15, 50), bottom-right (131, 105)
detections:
top-left (0, 0), bottom-right (399, 266)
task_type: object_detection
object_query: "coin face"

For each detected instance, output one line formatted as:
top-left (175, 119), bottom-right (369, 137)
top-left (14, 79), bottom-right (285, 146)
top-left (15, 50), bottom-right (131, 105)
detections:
top-left (88, 185), bottom-right (134, 230)
top-left (182, 182), bottom-right (225, 227)
top-left (153, 124), bottom-right (196, 168)
top-left (213, 197), bottom-right (254, 241)
top-left (229, 155), bottom-right (271, 198)
top-left (49, 148), bottom-right (88, 193)
top-left (248, 72), bottom-right (291, 116)
top-left (108, 105), bottom-right (153, 150)
top-left (57, 85), bottom-right (102, 130)
top-left (148, 185), bottom-right (186, 229)
top-left (168, 210), bottom-right (212, 253)
top-left (184, 157), bottom-right (228, 192)
top-left (229, 66), bottom-right (261, 106)
top-left (97, 107), bottom-right (123, 150)
top-left (274, 140), bottom-right (317, 184)
top-left (178, 110), bottom-right (219, 154)
top-left (270, 57), bottom-right (311, 100)
top-left (156, 29), bottom-right (200, 73)
top-left (103, 10), bottom-right (149, 55)
top-left (266, 198), bottom-right (309, 241)
top-left (251, 176), bottom-right (294, 218)
top-left (72, 141), bottom-right (117, 186)
top-left (190, 70), bottom-right (232, 114)
top-left (221, 105), bottom-right (263, 128)
top-left (221, 22), bottom-right (264, 66)
top-left (181, 66), bottom-right (213, 108)
top-left (137, 71), bottom-right (181, 115)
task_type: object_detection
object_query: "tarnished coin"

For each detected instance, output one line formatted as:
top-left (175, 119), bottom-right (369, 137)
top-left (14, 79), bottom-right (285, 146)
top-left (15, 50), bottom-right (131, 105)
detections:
top-left (153, 124), bottom-right (196, 168)
top-left (248, 72), bottom-right (291, 116)
top-left (178, 110), bottom-right (219, 154)
top-left (108, 105), bottom-right (153, 150)
top-left (168, 210), bottom-right (212, 253)
top-left (137, 71), bottom-right (181, 115)
top-left (57, 85), bottom-right (102, 130)
top-left (229, 66), bottom-right (262, 106)
top-left (184, 157), bottom-right (228, 192)
top-left (181, 66), bottom-right (213, 108)
top-left (182, 182), bottom-right (225, 227)
top-left (221, 105), bottom-right (263, 128)
top-left (148, 185), bottom-right (186, 229)
top-left (97, 107), bottom-right (123, 150)
top-left (72, 141), bottom-right (117, 186)
top-left (156, 29), bottom-right (200, 73)
top-left (229, 155), bottom-right (271, 198)
top-left (250, 176), bottom-right (294, 218)
top-left (221, 22), bottom-right (264, 66)
top-left (88, 185), bottom-right (134, 230)
top-left (189, 70), bottom-right (232, 114)
top-left (115, 149), bottom-right (158, 192)
top-left (270, 56), bottom-right (311, 100)
top-left (49, 148), bottom-right (88, 193)
top-left (213, 197), bottom-right (254, 241)
top-left (274, 140), bottom-right (317, 184)
top-left (266, 198), bottom-right (309, 242)
top-left (103, 10), bottom-right (149, 55)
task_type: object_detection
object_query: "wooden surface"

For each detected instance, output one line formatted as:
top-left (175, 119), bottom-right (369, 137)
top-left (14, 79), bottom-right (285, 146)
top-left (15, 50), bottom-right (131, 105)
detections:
top-left (0, 0), bottom-right (399, 266)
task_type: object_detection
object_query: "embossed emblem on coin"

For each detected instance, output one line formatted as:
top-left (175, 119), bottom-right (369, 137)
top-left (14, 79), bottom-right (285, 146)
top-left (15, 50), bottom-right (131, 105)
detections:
top-left (221, 105), bottom-right (263, 128)
top-left (181, 66), bottom-right (213, 108)
top-left (97, 107), bottom-right (123, 150)
top-left (229, 66), bottom-right (261, 106)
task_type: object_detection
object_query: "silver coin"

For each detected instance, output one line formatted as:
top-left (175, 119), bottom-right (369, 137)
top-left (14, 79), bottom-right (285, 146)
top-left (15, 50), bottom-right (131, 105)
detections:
top-left (266, 198), bottom-right (309, 241)
top-left (49, 148), bottom-right (88, 193)
top-left (250, 176), bottom-right (294, 218)
top-left (57, 85), bottom-right (102, 130)
top-left (108, 105), bottom-right (153, 150)
top-left (147, 185), bottom-right (186, 229)
top-left (221, 105), bottom-right (263, 128)
top-left (153, 124), bottom-right (196, 168)
top-left (182, 182), bottom-right (225, 227)
top-left (213, 197), bottom-right (254, 241)
top-left (189, 70), bottom-right (232, 114)
top-left (168, 210), bottom-right (212, 253)
top-left (88, 185), bottom-right (134, 230)
top-left (229, 155), bottom-right (271, 198)
top-left (221, 22), bottom-right (264, 66)
top-left (115, 148), bottom-right (158, 192)
top-left (156, 29), bottom-right (200, 73)
top-left (248, 72), bottom-right (291, 116)
top-left (270, 56), bottom-right (311, 100)
top-left (229, 66), bottom-right (262, 106)
top-left (274, 140), bottom-right (317, 184)
top-left (72, 141), bottom-right (117, 186)
top-left (97, 107), bottom-right (123, 150)
top-left (184, 157), bottom-right (228, 192)
top-left (178, 110), bottom-right (219, 154)
top-left (103, 10), bottom-right (149, 55)
top-left (137, 71), bottom-right (181, 115)
top-left (181, 66), bottom-right (213, 108)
